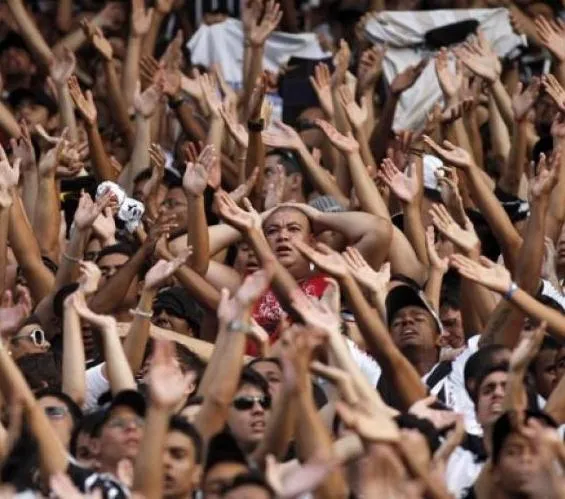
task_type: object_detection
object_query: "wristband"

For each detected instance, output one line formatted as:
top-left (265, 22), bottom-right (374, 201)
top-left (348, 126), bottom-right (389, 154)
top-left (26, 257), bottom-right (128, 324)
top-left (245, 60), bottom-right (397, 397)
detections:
top-left (247, 119), bottom-right (265, 132)
top-left (503, 282), bottom-right (518, 301)
top-left (130, 308), bottom-right (153, 319)
top-left (226, 319), bottom-right (252, 334)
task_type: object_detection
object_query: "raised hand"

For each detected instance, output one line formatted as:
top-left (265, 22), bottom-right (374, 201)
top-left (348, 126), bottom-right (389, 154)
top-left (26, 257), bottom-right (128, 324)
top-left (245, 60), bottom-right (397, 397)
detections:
top-left (335, 400), bottom-right (400, 442)
top-left (378, 158), bottom-right (419, 204)
top-left (535, 16), bottom-right (565, 62)
top-left (143, 144), bottom-right (166, 213)
top-left (220, 105), bottom-right (249, 148)
top-left (529, 149), bottom-right (561, 201)
top-left (131, 0), bottom-right (154, 37)
top-left (332, 39), bottom-right (351, 87)
top-left (430, 204), bottom-right (480, 255)
top-left (450, 254), bottom-right (512, 294)
top-left (78, 261), bottom-right (102, 295)
top-left (510, 321), bottom-right (546, 373)
top-left (10, 121), bottom-right (36, 173)
top-left (315, 119), bottom-right (359, 154)
top-left (74, 190), bottom-right (113, 232)
top-left (338, 85), bottom-right (368, 131)
top-left (155, 0), bottom-right (174, 13)
top-left (409, 396), bottom-right (460, 431)
top-left (342, 247), bottom-right (390, 294)
top-left (423, 135), bottom-right (475, 170)
top-left (183, 159), bottom-right (208, 196)
top-left (455, 33), bottom-right (501, 83)
top-left (0, 145), bottom-right (19, 208)
top-left (99, 2), bottom-right (127, 30)
top-left (198, 72), bottom-right (222, 118)
top-left (435, 48), bottom-right (462, 101)
top-left (68, 76), bottom-right (97, 125)
top-left (390, 60), bottom-right (427, 95)
top-left (199, 144), bottom-right (220, 190)
top-left (309, 62), bottom-right (334, 118)
top-left (49, 47), bottom-right (76, 86)
top-left (436, 166), bottom-right (466, 226)
top-left (140, 55), bottom-right (161, 90)
top-left (426, 226), bottom-right (448, 273)
top-left (264, 163), bottom-right (285, 210)
top-left (358, 44), bottom-right (385, 94)
top-left (149, 340), bottom-right (190, 409)
top-left (229, 167), bottom-right (259, 205)
top-left (262, 120), bottom-right (302, 150)
top-left (38, 133), bottom-right (66, 178)
top-left (215, 191), bottom-right (258, 232)
top-left (81, 20), bottom-right (113, 61)
top-left (293, 240), bottom-right (349, 278)
top-left (248, 0), bottom-right (282, 47)
top-left (0, 287), bottom-right (32, 338)
top-left (134, 80), bottom-right (163, 118)
top-left (511, 78), bottom-right (540, 121)
top-left (542, 74), bottom-right (565, 112)
top-left (92, 208), bottom-right (117, 245)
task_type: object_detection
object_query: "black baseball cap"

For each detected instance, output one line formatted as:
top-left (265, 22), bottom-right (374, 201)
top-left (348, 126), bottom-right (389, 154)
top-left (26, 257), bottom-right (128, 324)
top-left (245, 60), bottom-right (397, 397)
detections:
top-left (204, 431), bottom-right (249, 473)
top-left (101, 389), bottom-right (146, 427)
top-left (154, 287), bottom-right (204, 328)
top-left (385, 284), bottom-right (442, 332)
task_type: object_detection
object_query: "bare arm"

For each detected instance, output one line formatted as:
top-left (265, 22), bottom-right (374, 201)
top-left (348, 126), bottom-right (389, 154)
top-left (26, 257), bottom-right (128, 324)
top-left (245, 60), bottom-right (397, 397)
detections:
top-left (62, 292), bottom-right (87, 407)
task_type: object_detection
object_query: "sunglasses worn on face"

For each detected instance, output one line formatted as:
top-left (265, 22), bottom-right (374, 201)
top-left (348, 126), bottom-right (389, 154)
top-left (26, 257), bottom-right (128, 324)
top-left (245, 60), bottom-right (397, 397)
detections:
top-left (44, 406), bottom-right (69, 419)
top-left (12, 328), bottom-right (46, 347)
top-left (232, 395), bottom-right (271, 411)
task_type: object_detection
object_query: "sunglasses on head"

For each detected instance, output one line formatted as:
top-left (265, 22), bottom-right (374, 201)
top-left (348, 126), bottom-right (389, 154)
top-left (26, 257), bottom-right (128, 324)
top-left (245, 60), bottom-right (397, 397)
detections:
top-left (12, 328), bottom-right (46, 347)
top-left (44, 406), bottom-right (69, 419)
top-left (232, 395), bottom-right (271, 411)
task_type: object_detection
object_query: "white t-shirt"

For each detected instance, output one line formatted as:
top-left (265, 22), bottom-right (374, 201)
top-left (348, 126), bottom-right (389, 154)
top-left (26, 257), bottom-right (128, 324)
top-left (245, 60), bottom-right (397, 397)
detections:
top-left (84, 363), bottom-right (110, 413)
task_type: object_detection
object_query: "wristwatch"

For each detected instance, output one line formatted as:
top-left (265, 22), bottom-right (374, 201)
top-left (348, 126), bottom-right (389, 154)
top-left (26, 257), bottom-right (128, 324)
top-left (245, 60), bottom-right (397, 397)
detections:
top-left (247, 118), bottom-right (265, 132)
top-left (227, 320), bottom-right (253, 334)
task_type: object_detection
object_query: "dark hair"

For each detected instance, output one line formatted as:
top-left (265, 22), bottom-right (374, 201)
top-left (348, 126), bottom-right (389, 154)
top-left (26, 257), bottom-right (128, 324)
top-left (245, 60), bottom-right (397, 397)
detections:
top-left (238, 367), bottom-right (270, 397)
top-left (220, 471), bottom-right (275, 497)
top-left (247, 357), bottom-right (282, 371)
top-left (133, 168), bottom-right (153, 185)
top-left (96, 242), bottom-right (136, 262)
top-left (70, 410), bottom-right (105, 455)
top-left (464, 345), bottom-right (509, 396)
top-left (266, 148), bottom-right (314, 198)
top-left (440, 288), bottom-right (460, 311)
top-left (36, 388), bottom-right (83, 427)
top-left (470, 361), bottom-right (509, 403)
top-left (168, 415), bottom-right (203, 464)
top-left (390, 274), bottom-right (422, 289)
top-left (15, 353), bottom-right (61, 392)
top-left (183, 394), bottom-right (204, 409)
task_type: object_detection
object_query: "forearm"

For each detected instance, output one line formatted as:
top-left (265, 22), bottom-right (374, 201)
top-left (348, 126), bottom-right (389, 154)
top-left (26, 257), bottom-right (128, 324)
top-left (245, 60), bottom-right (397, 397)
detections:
top-left (331, 94), bottom-right (352, 197)
top-left (246, 130), bottom-right (265, 207)
top-left (132, 406), bottom-right (168, 498)
top-left (403, 203), bottom-right (429, 267)
top-left (187, 193), bottom-right (210, 275)
top-left (424, 268), bottom-right (445, 313)
top-left (174, 100), bottom-right (207, 141)
top-left (546, 137), bottom-right (565, 243)
top-left (490, 79), bottom-right (514, 131)
top-left (369, 93), bottom-right (398, 164)
top-left (123, 289), bottom-right (155, 375)
top-left (503, 368), bottom-right (528, 415)
top-left (242, 46), bottom-right (264, 121)
top-left (6, 0), bottom-right (53, 67)
top-left (55, 227), bottom-right (90, 289)
top-left (354, 125), bottom-right (377, 175)
top-left (56, 0), bottom-right (73, 32)
top-left (122, 37), bottom-right (143, 110)
top-left (465, 109), bottom-right (484, 169)
top-left (86, 123), bottom-right (117, 181)
top-left (88, 247), bottom-right (147, 314)
top-left (101, 324), bottom-right (136, 393)
top-left (0, 102), bottom-right (23, 139)
top-left (460, 278), bottom-right (497, 336)
top-left (34, 176), bottom-right (61, 262)
top-left (103, 60), bottom-right (135, 150)
top-left (498, 121), bottom-right (527, 196)
top-left (52, 9), bottom-right (106, 54)
top-left (123, 115), bottom-right (151, 195)
top-left (20, 171), bottom-right (37, 224)
top-left (340, 274), bottom-right (427, 410)
top-left (141, 10), bottom-right (164, 57)
top-left (510, 288), bottom-right (565, 339)
top-left (62, 304), bottom-right (86, 406)
top-left (488, 93), bottom-right (510, 167)
top-left (545, 368), bottom-right (565, 424)
top-left (209, 223), bottom-right (242, 256)
top-left (9, 191), bottom-right (55, 302)
top-left (296, 144), bottom-right (350, 208)
top-left (55, 83), bottom-right (78, 142)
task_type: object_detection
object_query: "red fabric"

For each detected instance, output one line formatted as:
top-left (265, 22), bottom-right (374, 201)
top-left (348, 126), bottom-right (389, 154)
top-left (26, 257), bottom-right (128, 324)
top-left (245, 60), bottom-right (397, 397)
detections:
top-left (247, 274), bottom-right (330, 356)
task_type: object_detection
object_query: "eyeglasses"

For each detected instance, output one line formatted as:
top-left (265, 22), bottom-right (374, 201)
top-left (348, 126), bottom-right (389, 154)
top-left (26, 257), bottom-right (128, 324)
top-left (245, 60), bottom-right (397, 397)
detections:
top-left (107, 416), bottom-right (145, 430)
top-left (12, 328), bottom-right (46, 347)
top-left (232, 395), bottom-right (271, 411)
top-left (44, 406), bottom-right (69, 419)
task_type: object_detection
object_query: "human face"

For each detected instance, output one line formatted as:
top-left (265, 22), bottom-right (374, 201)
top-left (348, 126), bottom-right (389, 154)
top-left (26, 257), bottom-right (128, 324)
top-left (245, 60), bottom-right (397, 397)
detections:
top-left (263, 155), bottom-right (288, 196)
top-left (0, 47), bottom-right (35, 77)
top-left (153, 309), bottom-right (194, 337)
top-left (98, 406), bottom-right (144, 470)
top-left (10, 323), bottom-right (50, 359)
top-left (494, 432), bottom-right (547, 496)
top-left (390, 306), bottom-right (438, 351)
top-left (163, 431), bottom-right (201, 498)
top-left (250, 361), bottom-right (283, 403)
top-left (234, 242), bottom-right (260, 275)
top-left (263, 208), bottom-right (312, 277)
top-left (161, 187), bottom-right (188, 228)
top-left (222, 484), bottom-right (272, 499)
top-left (227, 385), bottom-right (271, 453)
top-left (532, 348), bottom-right (558, 400)
top-left (74, 430), bottom-right (100, 469)
top-left (203, 462), bottom-right (249, 499)
top-left (14, 100), bottom-right (49, 128)
top-left (38, 395), bottom-right (74, 449)
top-left (439, 306), bottom-right (465, 349)
top-left (476, 371), bottom-right (507, 427)
top-left (97, 252), bottom-right (129, 285)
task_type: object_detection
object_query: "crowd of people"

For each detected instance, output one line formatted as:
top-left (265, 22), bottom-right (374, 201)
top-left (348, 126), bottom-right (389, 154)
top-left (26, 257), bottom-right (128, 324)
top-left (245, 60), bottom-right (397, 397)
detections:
top-left (2, 0), bottom-right (565, 497)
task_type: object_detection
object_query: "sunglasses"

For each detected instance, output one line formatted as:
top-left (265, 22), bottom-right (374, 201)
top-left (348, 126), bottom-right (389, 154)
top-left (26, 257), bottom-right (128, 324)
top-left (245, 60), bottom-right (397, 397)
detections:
top-left (44, 406), bottom-right (69, 419)
top-left (12, 328), bottom-right (46, 347)
top-left (232, 395), bottom-right (271, 411)
top-left (107, 416), bottom-right (145, 430)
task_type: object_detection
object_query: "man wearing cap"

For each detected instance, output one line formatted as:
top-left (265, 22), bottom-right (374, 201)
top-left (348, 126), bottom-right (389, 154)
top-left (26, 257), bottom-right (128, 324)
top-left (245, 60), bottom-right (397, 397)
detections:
top-left (153, 286), bottom-right (204, 338)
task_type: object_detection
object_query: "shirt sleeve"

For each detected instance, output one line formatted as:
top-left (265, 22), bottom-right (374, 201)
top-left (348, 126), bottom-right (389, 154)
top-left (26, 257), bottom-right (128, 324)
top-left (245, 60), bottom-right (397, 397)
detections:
top-left (83, 363), bottom-right (109, 414)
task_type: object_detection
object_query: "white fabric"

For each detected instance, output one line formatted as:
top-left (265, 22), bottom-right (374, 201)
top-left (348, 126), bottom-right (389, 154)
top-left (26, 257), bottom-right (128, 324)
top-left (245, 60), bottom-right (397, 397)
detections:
top-left (84, 363), bottom-right (110, 414)
top-left (187, 18), bottom-right (331, 84)
top-left (445, 446), bottom-right (484, 498)
top-left (345, 337), bottom-right (382, 387)
top-left (364, 8), bottom-right (524, 131)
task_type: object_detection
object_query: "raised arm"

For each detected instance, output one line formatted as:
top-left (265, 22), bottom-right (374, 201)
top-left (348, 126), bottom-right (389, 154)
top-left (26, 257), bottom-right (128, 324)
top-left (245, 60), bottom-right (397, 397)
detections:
top-left (49, 48), bottom-right (78, 141)
top-left (0, 149), bottom-right (19, 299)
